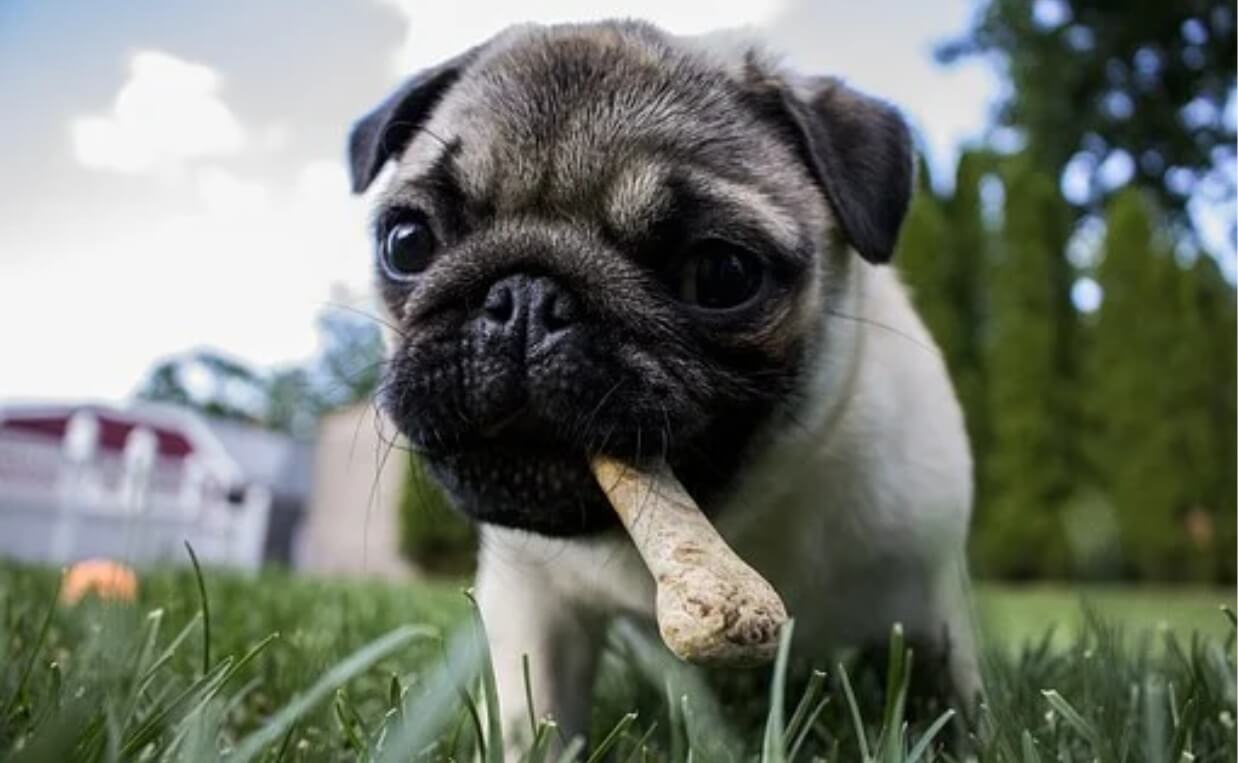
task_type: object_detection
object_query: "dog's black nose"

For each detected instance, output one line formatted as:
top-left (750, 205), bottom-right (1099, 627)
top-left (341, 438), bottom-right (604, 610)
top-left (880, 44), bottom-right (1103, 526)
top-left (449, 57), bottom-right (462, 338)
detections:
top-left (481, 273), bottom-right (577, 354)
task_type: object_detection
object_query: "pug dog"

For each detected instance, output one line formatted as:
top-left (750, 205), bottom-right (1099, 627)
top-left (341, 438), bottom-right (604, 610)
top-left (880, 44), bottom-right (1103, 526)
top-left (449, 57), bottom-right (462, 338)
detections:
top-left (348, 19), bottom-right (980, 746)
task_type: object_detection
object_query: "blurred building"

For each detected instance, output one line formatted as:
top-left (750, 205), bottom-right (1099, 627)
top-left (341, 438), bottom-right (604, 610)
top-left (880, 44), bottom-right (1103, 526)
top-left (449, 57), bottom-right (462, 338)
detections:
top-left (0, 401), bottom-right (310, 570)
top-left (298, 402), bottom-right (412, 580)
top-left (202, 417), bottom-right (313, 565)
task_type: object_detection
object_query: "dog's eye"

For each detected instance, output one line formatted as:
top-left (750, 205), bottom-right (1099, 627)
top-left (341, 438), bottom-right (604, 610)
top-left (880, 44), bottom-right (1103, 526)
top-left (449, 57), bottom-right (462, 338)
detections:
top-left (381, 216), bottom-right (436, 280)
top-left (675, 241), bottom-right (765, 310)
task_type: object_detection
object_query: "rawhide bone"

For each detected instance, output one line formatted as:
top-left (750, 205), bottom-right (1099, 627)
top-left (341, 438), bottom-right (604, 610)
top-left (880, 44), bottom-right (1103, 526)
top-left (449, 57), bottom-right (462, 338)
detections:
top-left (590, 455), bottom-right (789, 665)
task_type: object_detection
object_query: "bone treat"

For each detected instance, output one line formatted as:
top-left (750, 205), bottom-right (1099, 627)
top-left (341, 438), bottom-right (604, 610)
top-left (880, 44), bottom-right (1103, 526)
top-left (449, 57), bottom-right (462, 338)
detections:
top-left (590, 455), bottom-right (788, 666)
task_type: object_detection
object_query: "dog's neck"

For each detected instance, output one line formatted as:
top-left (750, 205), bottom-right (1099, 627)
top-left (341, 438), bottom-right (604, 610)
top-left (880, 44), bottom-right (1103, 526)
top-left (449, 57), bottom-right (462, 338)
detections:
top-left (800, 248), bottom-right (868, 443)
top-left (764, 242), bottom-right (868, 447)
top-left (710, 248), bottom-right (868, 524)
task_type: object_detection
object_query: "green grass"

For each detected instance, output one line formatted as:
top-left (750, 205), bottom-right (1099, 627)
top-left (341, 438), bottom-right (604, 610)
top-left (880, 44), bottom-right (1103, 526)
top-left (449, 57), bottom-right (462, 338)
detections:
top-left (976, 584), bottom-right (1235, 649)
top-left (1, 560), bottom-right (1234, 762)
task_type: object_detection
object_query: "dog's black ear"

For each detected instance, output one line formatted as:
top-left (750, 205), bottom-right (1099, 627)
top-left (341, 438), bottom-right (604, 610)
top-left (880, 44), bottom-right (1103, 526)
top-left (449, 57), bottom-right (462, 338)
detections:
top-left (774, 77), bottom-right (914, 263)
top-left (348, 48), bottom-right (479, 194)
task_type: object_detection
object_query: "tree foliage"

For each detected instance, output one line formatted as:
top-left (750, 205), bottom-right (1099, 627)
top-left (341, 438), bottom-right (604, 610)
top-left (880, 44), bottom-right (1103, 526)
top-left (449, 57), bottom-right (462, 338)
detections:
top-left (903, 159), bottom-right (1236, 582)
top-left (939, 0), bottom-right (1236, 238)
top-left (135, 311), bottom-right (385, 437)
top-left (920, 0), bottom-right (1236, 582)
top-left (1085, 191), bottom-right (1236, 579)
top-left (1085, 191), bottom-right (1181, 578)
top-left (135, 349), bottom-right (269, 426)
top-left (973, 158), bottom-right (1075, 578)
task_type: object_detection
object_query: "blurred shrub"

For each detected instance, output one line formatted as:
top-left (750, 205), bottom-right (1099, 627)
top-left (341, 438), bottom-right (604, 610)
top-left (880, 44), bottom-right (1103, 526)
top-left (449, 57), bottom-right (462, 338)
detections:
top-left (397, 454), bottom-right (477, 575)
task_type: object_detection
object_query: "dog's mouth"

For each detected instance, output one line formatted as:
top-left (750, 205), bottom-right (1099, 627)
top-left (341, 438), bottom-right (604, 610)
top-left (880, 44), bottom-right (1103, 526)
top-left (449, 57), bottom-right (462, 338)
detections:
top-left (407, 409), bottom-right (670, 536)
top-left (417, 404), bottom-right (669, 462)
top-left (417, 441), bottom-right (620, 537)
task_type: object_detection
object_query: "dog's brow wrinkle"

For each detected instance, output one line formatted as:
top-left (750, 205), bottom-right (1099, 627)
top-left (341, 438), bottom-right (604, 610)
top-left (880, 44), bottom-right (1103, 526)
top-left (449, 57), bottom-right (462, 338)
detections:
top-left (606, 160), bottom-right (670, 235)
top-left (680, 166), bottom-right (801, 251)
top-left (379, 136), bottom-right (458, 208)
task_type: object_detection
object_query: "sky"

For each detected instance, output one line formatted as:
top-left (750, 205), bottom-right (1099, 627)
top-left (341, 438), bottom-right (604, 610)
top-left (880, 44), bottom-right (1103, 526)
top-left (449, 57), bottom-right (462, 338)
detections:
top-left (0, 0), bottom-right (1001, 403)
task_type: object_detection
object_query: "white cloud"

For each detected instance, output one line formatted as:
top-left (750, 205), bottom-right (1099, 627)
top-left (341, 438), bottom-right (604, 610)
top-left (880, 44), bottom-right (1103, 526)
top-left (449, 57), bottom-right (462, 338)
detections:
top-left (71, 51), bottom-right (246, 174)
top-left (195, 166), bottom-right (272, 217)
top-left (3, 48), bottom-right (378, 403)
top-left (0, 161), bottom-right (373, 403)
top-left (377, 0), bottom-right (785, 74)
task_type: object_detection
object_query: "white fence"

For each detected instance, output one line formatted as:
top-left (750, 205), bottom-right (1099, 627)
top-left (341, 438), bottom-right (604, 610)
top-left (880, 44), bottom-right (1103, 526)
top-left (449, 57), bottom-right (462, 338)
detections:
top-left (0, 429), bottom-right (270, 570)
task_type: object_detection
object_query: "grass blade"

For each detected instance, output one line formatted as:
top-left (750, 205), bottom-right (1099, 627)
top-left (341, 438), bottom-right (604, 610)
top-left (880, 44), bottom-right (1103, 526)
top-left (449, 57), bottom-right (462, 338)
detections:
top-left (374, 622), bottom-right (484, 763)
top-left (334, 689), bottom-right (370, 753)
top-left (787, 694), bottom-right (829, 763)
top-left (586, 711), bottom-right (637, 763)
top-left (880, 623), bottom-right (907, 732)
top-left (232, 625), bottom-right (432, 762)
top-left (2, 574), bottom-right (60, 722)
top-left (667, 680), bottom-right (686, 763)
top-left (762, 620), bottom-right (795, 763)
top-left (1220, 605), bottom-right (1236, 630)
top-left (184, 541), bottom-right (212, 677)
top-left (524, 719), bottom-right (558, 763)
top-left (555, 736), bottom-right (587, 763)
top-left (679, 694), bottom-right (696, 754)
top-left (877, 624), bottom-right (912, 763)
top-left (611, 619), bottom-right (742, 759)
top-left (457, 679), bottom-right (487, 760)
top-left (838, 663), bottom-right (871, 762)
top-left (1019, 729), bottom-right (1042, 763)
top-left (120, 655), bottom-right (236, 756)
top-left (785, 669), bottom-right (827, 748)
top-left (388, 673), bottom-right (405, 720)
top-left (136, 611), bottom-right (203, 692)
top-left (464, 589), bottom-right (505, 763)
top-left (906, 709), bottom-right (955, 763)
top-left (271, 722), bottom-right (298, 763)
top-left (523, 652), bottom-right (538, 737)
top-left (1042, 689), bottom-right (1102, 750)
top-left (620, 721), bottom-right (659, 763)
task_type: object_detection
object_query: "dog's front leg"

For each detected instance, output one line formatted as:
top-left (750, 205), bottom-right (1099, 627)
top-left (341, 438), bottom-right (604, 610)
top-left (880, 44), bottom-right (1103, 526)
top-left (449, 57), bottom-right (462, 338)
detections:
top-left (475, 542), bottom-right (603, 755)
top-left (934, 565), bottom-right (983, 714)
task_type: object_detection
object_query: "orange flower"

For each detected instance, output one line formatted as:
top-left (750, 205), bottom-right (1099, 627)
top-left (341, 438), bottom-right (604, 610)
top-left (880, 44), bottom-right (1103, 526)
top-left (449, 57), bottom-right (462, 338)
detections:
top-left (61, 559), bottom-right (139, 605)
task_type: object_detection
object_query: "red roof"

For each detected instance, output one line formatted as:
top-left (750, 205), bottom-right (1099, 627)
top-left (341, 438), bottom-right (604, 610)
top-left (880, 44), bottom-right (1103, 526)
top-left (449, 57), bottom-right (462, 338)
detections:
top-left (1, 410), bottom-right (195, 458)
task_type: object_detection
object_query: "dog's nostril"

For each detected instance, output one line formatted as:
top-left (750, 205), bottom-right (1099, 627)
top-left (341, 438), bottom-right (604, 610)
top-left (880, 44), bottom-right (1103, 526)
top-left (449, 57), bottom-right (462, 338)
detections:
top-left (541, 291), bottom-right (576, 332)
top-left (484, 284), bottom-right (515, 323)
top-left (480, 274), bottom-right (577, 346)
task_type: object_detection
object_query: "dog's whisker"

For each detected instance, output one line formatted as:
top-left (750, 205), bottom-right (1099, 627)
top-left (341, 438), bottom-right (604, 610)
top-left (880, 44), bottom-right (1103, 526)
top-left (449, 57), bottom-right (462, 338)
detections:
top-left (320, 301), bottom-right (406, 338)
top-left (824, 309), bottom-right (942, 357)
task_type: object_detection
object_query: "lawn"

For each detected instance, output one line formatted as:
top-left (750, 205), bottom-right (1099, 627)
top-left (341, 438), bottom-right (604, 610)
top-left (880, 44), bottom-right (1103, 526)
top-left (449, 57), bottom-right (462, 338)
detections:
top-left (0, 561), bottom-right (1233, 761)
top-left (975, 584), bottom-right (1235, 649)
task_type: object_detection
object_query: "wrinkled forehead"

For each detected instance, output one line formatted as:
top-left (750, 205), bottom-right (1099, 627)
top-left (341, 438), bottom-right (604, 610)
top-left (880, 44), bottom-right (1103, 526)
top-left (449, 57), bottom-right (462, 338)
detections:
top-left (387, 24), bottom-right (810, 235)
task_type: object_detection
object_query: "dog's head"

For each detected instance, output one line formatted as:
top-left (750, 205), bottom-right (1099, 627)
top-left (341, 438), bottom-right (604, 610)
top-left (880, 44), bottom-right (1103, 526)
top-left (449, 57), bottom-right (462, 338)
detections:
top-left (348, 21), bottom-right (913, 536)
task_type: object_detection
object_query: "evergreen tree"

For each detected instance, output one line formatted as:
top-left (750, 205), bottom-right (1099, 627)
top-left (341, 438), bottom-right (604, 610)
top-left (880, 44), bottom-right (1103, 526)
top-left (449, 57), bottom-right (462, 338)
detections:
top-left (1087, 224), bottom-right (1235, 582)
top-left (1087, 189), bottom-right (1154, 577)
top-left (943, 152), bottom-right (993, 503)
top-left (1088, 190), bottom-right (1195, 579)
top-left (1160, 253), bottom-right (1220, 580)
top-left (977, 158), bottom-right (1074, 578)
top-left (1189, 256), bottom-right (1237, 581)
